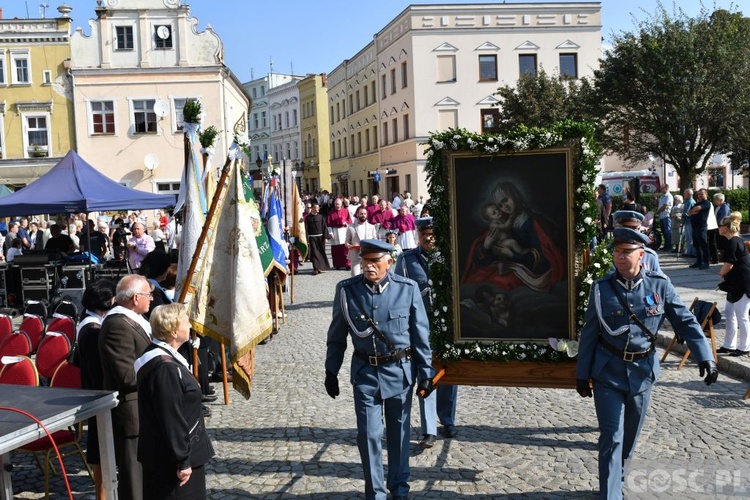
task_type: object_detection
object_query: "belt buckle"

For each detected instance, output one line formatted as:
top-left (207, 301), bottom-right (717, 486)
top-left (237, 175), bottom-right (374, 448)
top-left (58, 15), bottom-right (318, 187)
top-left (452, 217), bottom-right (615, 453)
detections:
top-left (368, 355), bottom-right (379, 366)
top-left (623, 351), bottom-right (636, 362)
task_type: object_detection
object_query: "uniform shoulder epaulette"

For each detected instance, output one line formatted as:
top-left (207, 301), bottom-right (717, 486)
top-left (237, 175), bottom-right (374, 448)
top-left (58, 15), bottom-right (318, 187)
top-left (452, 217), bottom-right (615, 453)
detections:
top-left (402, 248), bottom-right (420, 258)
top-left (645, 270), bottom-right (667, 279)
top-left (337, 275), bottom-right (361, 289)
top-left (595, 272), bottom-right (615, 284)
top-left (391, 273), bottom-right (417, 286)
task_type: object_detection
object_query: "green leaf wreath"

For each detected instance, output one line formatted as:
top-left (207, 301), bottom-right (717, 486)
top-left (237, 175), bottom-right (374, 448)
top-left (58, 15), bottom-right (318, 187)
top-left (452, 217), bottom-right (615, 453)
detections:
top-left (424, 120), bottom-right (612, 362)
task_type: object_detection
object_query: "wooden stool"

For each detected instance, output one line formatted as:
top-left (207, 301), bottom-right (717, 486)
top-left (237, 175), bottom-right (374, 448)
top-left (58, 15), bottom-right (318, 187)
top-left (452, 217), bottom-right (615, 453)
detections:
top-left (661, 297), bottom-right (718, 369)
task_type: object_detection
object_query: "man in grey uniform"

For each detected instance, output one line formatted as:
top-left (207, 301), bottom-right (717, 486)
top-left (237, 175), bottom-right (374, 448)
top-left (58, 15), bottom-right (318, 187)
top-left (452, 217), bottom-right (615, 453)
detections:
top-left (325, 239), bottom-right (435, 500)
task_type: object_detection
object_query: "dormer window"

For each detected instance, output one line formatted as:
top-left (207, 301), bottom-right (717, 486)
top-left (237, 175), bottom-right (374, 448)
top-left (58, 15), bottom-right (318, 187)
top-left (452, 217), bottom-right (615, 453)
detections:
top-left (154, 25), bottom-right (173, 50)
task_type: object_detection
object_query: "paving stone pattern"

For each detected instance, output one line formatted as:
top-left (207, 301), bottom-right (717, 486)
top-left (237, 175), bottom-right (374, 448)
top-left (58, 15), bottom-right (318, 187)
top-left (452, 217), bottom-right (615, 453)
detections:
top-left (9, 251), bottom-right (750, 498)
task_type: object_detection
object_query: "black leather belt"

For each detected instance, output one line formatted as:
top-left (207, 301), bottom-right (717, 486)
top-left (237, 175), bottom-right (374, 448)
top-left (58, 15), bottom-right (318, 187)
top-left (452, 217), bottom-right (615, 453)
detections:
top-left (600, 338), bottom-right (654, 362)
top-left (354, 347), bottom-right (412, 366)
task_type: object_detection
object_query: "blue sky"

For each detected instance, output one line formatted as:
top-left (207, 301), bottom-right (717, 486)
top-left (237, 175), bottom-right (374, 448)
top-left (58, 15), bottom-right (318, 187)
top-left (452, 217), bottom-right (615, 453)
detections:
top-left (4, 1), bottom-right (743, 83)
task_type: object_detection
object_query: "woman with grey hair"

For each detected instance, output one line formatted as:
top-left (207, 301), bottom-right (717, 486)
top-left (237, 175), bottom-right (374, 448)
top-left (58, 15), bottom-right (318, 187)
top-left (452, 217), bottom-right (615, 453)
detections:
top-left (135, 303), bottom-right (214, 499)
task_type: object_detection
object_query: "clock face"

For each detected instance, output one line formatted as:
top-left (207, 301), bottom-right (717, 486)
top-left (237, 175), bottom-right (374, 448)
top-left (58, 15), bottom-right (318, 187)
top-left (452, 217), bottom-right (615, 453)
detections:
top-left (157, 26), bottom-right (170, 40)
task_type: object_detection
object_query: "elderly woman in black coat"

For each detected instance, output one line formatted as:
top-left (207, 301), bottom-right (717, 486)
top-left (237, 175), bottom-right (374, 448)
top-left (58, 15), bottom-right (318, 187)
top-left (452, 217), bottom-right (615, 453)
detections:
top-left (135, 303), bottom-right (214, 499)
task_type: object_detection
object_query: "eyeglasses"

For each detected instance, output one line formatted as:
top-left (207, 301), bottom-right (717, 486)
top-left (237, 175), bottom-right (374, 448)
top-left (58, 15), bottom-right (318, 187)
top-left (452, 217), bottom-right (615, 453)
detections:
top-left (135, 292), bottom-right (154, 300)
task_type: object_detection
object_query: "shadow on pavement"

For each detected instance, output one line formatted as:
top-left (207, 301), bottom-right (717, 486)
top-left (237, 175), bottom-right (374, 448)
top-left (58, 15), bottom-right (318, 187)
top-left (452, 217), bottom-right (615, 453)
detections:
top-left (206, 490), bottom-right (598, 499)
top-left (210, 424), bottom-right (598, 450)
top-left (285, 300), bottom-right (335, 311)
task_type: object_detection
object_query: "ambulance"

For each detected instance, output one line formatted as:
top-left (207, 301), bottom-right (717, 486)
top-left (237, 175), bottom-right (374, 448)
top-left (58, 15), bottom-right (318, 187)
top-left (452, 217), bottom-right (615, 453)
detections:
top-left (595, 170), bottom-right (661, 197)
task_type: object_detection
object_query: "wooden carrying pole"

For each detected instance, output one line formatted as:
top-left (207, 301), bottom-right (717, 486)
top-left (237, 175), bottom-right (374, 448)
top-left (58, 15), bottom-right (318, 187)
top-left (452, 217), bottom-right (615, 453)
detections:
top-left (178, 135), bottom-right (235, 404)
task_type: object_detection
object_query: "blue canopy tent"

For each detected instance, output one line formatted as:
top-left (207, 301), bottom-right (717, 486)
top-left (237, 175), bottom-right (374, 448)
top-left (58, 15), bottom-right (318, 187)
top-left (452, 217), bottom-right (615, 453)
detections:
top-left (0, 150), bottom-right (176, 216)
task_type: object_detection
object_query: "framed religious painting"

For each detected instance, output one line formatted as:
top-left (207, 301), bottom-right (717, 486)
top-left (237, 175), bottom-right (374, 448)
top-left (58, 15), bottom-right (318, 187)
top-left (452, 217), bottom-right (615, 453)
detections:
top-left (446, 148), bottom-right (576, 343)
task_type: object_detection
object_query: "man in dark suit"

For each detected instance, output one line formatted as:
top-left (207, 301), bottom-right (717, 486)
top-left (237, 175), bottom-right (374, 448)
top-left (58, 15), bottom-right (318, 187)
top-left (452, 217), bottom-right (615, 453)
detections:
top-left (99, 274), bottom-right (153, 500)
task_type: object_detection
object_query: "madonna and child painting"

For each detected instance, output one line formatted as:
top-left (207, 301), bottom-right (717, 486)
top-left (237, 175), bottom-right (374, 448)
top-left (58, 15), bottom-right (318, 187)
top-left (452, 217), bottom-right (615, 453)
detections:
top-left (448, 151), bottom-right (574, 342)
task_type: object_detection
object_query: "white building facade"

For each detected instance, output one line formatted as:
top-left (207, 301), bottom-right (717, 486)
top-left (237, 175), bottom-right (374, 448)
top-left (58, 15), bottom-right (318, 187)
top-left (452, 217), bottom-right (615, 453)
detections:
top-left (69, 0), bottom-right (250, 197)
top-left (332, 2), bottom-right (602, 200)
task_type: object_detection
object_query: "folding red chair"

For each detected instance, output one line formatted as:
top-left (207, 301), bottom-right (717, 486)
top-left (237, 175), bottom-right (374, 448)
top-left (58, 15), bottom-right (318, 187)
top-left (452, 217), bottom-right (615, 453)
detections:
top-left (24, 300), bottom-right (47, 320)
top-left (17, 359), bottom-right (92, 497)
top-left (0, 355), bottom-right (39, 385)
top-left (47, 314), bottom-right (76, 346)
top-left (0, 314), bottom-right (13, 343)
top-left (0, 331), bottom-right (33, 357)
top-left (35, 332), bottom-right (71, 381)
top-left (53, 300), bottom-right (79, 322)
top-left (19, 314), bottom-right (45, 352)
top-left (50, 359), bottom-right (82, 389)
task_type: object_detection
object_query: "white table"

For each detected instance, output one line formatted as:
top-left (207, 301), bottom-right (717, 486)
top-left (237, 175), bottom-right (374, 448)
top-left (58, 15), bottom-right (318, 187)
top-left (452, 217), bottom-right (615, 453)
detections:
top-left (0, 384), bottom-right (119, 499)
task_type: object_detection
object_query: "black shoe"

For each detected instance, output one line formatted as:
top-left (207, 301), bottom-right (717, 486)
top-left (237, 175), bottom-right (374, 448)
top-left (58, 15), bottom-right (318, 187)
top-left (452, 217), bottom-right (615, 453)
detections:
top-left (717, 347), bottom-right (733, 354)
top-left (443, 425), bottom-right (458, 438)
top-left (202, 405), bottom-right (211, 417)
top-left (202, 394), bottom-right (218, 403)
top-left (699, 264), bottom-right (710, 270)
top-left (730, 349), bottom-right (750, 357)
top-left (206, 386), bottom-right (216, 396)
top-left (689, 263), bottom-right (701, 268)
top-left (418, 434), bottom-right (436, 448)
top-left (711, 260), bottom-right (719, 265)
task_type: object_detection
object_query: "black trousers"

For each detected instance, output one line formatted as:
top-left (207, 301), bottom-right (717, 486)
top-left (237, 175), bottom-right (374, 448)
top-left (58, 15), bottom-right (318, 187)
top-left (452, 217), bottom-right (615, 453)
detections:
top-left (692, 222), bottom-right (709, 265)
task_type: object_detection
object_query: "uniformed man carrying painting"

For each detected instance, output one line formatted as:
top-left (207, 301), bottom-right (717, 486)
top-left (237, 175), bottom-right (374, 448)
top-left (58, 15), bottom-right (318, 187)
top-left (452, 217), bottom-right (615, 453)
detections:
top-left (394, 216), bottom-right (459, 448)
top-left (325, 239), bottom-right (435, 500)
top-left (576, 227), bottom-right (718, 499)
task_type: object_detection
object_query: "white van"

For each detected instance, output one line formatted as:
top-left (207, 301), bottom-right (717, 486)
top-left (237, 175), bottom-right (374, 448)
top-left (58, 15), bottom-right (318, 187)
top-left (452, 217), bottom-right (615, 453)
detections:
top-left (596, 170), bottom-right (661, 196)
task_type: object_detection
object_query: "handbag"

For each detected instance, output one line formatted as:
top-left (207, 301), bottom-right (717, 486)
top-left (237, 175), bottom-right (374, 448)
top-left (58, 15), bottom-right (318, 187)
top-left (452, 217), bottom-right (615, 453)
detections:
top-left (67, 341), bottom-right (81, 367)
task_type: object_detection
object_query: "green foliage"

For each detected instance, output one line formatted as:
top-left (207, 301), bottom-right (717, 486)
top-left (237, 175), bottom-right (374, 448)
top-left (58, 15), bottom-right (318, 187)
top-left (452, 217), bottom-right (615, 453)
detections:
top-left (585, 3), bottom-right (750, 190)
top-left (423, 121), bottom-right (611, 362)
top-left (182, 100), bottom-right (202, 124)
top-left (492, 69), bottom-right (592, 134)
top-left (720, 188), bottom-right (749, 215)
top-left (199, 125), bottom-right (219, 149)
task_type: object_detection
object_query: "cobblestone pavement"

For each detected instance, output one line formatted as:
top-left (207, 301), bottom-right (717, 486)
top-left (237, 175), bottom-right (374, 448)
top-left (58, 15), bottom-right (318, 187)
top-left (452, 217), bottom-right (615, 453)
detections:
top-left (9, 250), bottom-right (750, 498)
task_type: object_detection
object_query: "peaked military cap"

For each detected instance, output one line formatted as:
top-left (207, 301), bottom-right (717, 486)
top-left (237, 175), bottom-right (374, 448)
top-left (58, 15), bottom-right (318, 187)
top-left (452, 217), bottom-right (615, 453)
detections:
top-left (612, 227), bottom-right (649, 249)
top-left (415, 216), bottom-right (434, 231)
top-left (360, 239), bottom-right (395, 255)
top-left (613, 210), bottom-right (644, 223)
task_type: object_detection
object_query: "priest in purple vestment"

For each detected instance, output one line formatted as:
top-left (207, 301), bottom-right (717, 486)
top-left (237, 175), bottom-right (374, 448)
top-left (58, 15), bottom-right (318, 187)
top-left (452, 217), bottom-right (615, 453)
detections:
top-left (393, 206), bottom-right (417, 250)
top-left (369, 199), bottom-right (395, 241)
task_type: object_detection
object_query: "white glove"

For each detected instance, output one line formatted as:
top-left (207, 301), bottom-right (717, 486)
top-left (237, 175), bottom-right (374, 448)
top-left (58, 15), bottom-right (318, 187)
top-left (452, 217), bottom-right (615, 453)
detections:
top-left (289, 236), bottom-right (296, 243)
top-left (191, 337), bottom-right (201, 349)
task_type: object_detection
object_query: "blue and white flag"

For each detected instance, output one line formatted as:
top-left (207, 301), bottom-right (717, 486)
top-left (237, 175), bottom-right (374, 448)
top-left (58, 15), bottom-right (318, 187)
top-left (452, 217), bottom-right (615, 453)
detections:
top-left (264, 178), bottom-right (289, 277)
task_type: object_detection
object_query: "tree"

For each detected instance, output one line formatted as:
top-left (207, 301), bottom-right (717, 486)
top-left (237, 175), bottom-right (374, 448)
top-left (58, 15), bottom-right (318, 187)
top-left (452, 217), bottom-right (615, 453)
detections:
top-left (492, 69), bottom-right (591, 134)
top-left (587, 4), bottom-right (750, 190)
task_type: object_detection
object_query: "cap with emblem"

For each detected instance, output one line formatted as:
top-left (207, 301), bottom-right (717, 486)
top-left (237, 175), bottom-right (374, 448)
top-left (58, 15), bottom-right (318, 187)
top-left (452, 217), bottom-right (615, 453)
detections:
top-left (360, 239), bottom-right (395, 256)
top-left (415, 217), bottom-right (434, 232)
top-left (613, 210), bottom-right (644, 225)
top-left (612, 227), bottom-right (649, 249)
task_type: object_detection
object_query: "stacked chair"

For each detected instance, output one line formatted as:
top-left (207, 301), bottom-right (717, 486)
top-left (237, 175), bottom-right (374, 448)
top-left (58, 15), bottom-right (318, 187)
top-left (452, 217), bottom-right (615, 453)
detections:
top-left (0, 304), bottom-right (93, 499)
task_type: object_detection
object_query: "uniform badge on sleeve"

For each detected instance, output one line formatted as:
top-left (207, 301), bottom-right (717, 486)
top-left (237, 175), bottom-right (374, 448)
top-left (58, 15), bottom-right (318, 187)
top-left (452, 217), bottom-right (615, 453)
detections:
top-left (644, 293), bottom-right (663, 316)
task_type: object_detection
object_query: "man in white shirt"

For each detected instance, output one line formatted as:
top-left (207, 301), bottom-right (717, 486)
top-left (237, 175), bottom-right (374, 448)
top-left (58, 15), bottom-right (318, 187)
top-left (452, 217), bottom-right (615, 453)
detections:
top-left (656, 184), bottom-right (674, 251)
top-left (348, 196), bottom-right (360, 218)
top-left (345, 206), bottom-right (378, 276)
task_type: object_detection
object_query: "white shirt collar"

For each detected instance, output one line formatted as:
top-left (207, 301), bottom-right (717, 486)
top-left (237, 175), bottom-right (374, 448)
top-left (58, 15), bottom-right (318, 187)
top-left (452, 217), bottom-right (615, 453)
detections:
top-left (106, 304), bottom-right (152, 338)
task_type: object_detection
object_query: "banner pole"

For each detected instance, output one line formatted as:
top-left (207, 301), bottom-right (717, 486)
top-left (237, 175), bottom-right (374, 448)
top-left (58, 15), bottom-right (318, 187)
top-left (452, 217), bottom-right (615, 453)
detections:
top-left (179, 135), bottom-right (234, 380)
